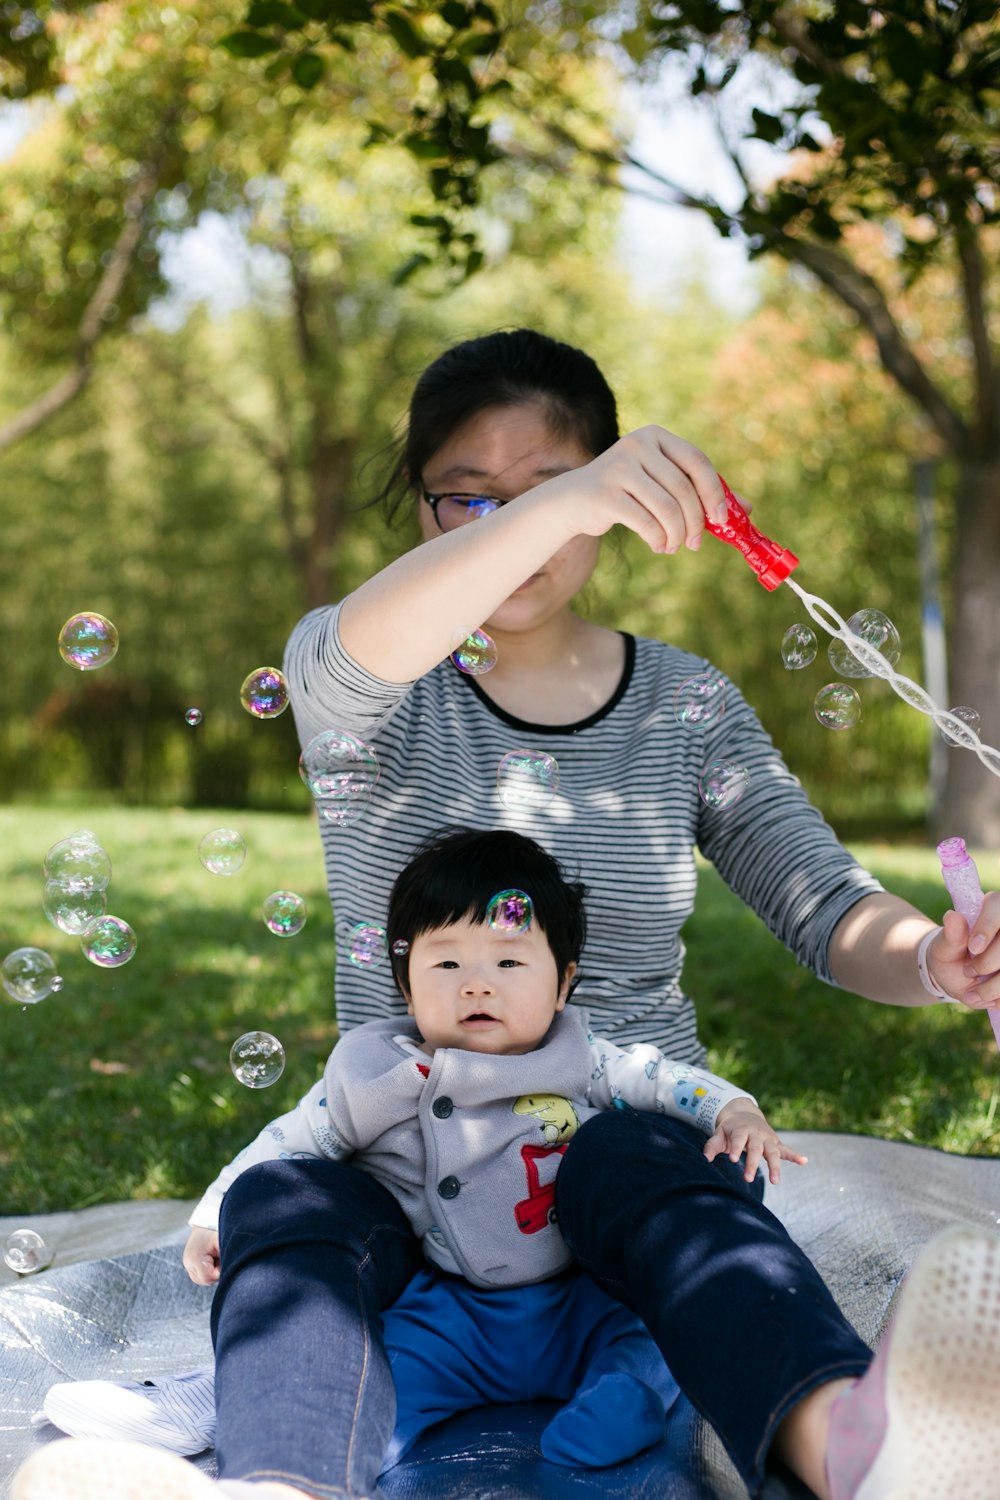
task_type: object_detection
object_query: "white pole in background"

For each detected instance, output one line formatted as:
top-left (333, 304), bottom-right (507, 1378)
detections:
top-left (914, 458), bottom-right (948, 815)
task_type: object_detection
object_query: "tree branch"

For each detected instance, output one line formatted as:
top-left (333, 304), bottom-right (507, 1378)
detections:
top-left (767, 9), bottom-right (848, 80)
top-left (0, 159), bottom-right (163, 455)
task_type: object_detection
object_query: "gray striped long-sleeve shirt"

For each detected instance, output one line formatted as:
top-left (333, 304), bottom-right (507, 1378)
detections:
top-left (283, 604), bottom-right (882, 1062)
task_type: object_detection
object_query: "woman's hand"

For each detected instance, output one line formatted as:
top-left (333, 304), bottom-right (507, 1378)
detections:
top-left (927, 893), bottom-right (1000, 1008)
top-left (535, 426), bottom-right (729, 556)
top-left (183, 1225), bottom-right (221, 1285)
top-left (704, 1099), bottom-right (809, 1185)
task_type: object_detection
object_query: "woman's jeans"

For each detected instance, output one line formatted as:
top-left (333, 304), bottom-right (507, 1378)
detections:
top-left (211, 1112), bottom-right (872, 1498)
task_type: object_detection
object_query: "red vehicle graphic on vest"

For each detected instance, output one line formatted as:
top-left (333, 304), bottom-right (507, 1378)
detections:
top-left (514, 1142), bottom-right (568, 1234)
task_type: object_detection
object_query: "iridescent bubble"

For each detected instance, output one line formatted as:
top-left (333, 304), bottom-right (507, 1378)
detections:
top-left (57, 612), bottom-right (119, 671)
top-left (814, 682), bottom-right (862, 731)
top-left (50, 974), bottom-right (64, 992)
top-left (2, 947), bottom-right (58, 1004)
top-left (240, 666), bottom-right (289, 719)
top-left (262, 890), bottom-right (307, 937)
top-left (941, 705), bottom-right (981, 748)
top-left (496, 750), bottom-right (560, 809)
top-left (391, 938), bottom-right (409, 957)
top-left (198, 828), bottom-right (247, 876)
top-left (697, 760), bottom-right (751, 811)
top-left (673, 670), bottom-right (727, 728)
top-left (230, 1031), bottom-right (286, 1088)
top-left (299, 729), bottom-right (380, 827)
top-left (486, 889), bottom-right (533, 934)
top-left (43, 879), bottom-right (107, 936)
top-left (348, 922), bottom-right (387, 969)
top-left (44, 832), bottom-right (112, 892)
top-left (184, 707), bottom-right (203, 727)
top-left (82, 916), bottom-right (137, 968)
top-left (3, 1228), bottom-right (52, 1275)
top-left (449, 628), bottom-right (498, 676)
top-left (781, 624), bottom-right (817, 670)
top-left (828, 609), bottom-right (901, 680)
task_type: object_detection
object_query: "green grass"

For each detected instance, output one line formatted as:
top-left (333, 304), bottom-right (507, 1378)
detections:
top-left (2, 807), bottom-right (997, 1215)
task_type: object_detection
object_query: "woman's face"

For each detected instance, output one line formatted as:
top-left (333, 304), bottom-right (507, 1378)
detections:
top-left (417, 402), bottom-right (601, 635)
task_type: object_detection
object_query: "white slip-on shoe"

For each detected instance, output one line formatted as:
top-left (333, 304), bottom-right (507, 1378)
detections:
top-left (12, 1438), bottom-right (298, 1500)
top-left (34, 1368), bottom-right (216, 1455)
top-left (826, 1225), bottom-right (1000, 1500)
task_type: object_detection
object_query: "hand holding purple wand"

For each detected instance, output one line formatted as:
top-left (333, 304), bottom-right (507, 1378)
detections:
top-left (937, 837), bottom-right (1000, 1051)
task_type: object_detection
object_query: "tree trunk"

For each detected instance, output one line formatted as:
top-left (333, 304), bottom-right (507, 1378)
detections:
top-left (934, 457), bottom-right (1000, 849)
top-left (303, 433), bottom-right (357, 611)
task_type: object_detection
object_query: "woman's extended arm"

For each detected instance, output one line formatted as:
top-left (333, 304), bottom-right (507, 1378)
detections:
top-left (828, 890), bottom-right (1000, 1008)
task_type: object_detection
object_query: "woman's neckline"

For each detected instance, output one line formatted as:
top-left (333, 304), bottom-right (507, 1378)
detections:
top-left (454, 633), bottom-right (636, 735)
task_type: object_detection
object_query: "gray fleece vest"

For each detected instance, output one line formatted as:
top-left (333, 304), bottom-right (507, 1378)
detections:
top-left (322, 1010), bottom-right (600, 1288)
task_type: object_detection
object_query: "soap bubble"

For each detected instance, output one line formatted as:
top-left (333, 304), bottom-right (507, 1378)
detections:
top-left (299, 729), bottom-right (380, 826)
top-left (486, 889), bottom-right (533, 934)
top-left (674, 670), bottom-right (727, 728)
top-left (82, 916), bottom-right (137, 968)
top-left (814, 683), bottom-right (862, 731)
top-left (449, 628), bottom-right (498, 676)
top-left (2, 947), bottom-right (59, 1004)
top-left (262, 890), bottom-right (307, 937)
top-left (230, 1031), bottom-right (285, 1088)
top-left (496, 750), bottom-right (560, 809)
top-left (44, 832), bottom-right (112, 892)
top-left (43, 880), bottom-right (107, 936)
top-left (697, 760), bottom-right (751, 811)
top-left (58, 612), bottom-right (119, 671)
top-left (199, 828), bottom-right (247, 876)
top-left (781, 624), bottom-right (817, 670)
top-left (828, 610), bottom-right (901, 679)
top-left (184, 707), bottom-right (203, 727)
top-left (391, 938), bottom-right (409, 957)
top-left (941, 706), bottom-right (981, 748)
top-left (349, 922), bottom-right (387, 969)
top-left (3, 1228), bottom-right (52, 1274)
top-left (50, 974), bottom-right (64, 992)
top-left (240, 667), bottom-right (289, 719)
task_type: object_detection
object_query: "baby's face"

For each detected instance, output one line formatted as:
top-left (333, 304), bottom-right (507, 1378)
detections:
top-left (405, 916), bottom-right (574, 1057)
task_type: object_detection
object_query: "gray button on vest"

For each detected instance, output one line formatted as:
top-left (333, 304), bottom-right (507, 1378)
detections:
top-left (438, 1175), bottom-right (460, 1199)
top-left (432, 1097), bottom-right (454, 1118)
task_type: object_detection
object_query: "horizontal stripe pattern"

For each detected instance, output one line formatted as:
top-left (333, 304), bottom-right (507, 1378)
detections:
top-left (284, 605), bottom-right (882, 1063)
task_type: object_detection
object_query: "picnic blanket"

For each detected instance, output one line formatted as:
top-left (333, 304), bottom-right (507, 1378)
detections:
top-left (4, 1131), bottom-right (1000, 1500)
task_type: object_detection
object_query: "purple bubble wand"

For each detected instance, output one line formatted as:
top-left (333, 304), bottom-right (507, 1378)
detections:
top-left (937, 837), bottom-right (1000, 1050)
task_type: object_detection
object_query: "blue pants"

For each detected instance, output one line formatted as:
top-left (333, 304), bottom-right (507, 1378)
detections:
top-left (380, 1265), bottom-right (680, 1470)
top-left (212, 1113), bottom-right (872, 1499)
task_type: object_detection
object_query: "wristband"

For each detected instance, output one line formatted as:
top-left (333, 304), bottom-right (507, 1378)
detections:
top-left (917, 925), bottom-right (949, 1000)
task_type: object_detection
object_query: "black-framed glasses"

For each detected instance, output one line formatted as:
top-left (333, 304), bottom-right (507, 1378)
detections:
top-left (420, 486), bottom-right (511, 532)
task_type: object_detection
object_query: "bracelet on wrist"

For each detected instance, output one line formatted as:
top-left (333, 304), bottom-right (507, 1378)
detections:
top-left (917, 925), bottom-right (949, 1000)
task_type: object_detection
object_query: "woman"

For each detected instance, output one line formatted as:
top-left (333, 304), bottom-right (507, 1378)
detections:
top-left (20, 329), bottom-right (1000, 1500)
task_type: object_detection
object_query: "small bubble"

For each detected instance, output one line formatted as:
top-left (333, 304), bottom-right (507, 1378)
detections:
top-left (240, 666), bottom-right (289, 718)
top-left (82, 916), bottom-right (137, 968)
top-left (449, 628), bottom-right (498, 676)
top-left (781, 624), bottom-right (817, 670)
top-left (941, 705), bottom-right (981, 748)
top-left (2, 947), bottom-right (58, 1004)
top-left (230, 1031), bottom-right (285, 1088)
top-left (814, 682), bottom-right (862, 731)
top-left (391, 938), bottom-right (409, 957)
top-left (299, 729), bottom-right (379, 826)
top-left (496, 750), bottom-right (560, 809)
top-left (43, 880), bottom-right (107, 936)
top-left (58, 612), bottom-right (119, 671)
top-left (674, 670), bottom-right (727, 728)
top-left (697, 760), bottom-right (751, 810)
top-left (50, 974), bottom-right (64, 992)
top-left (44, 832), bottom-right (112, 892)
top-left (486, 889), bottom-right (533, 934)
top-left (828, 609), bottom-right (900, 679)
top-left (3, 1228), bottom-right (52, 1275)
top-left (349, 922), bottom-right (387, 969)
top-left (262, 891), bottom-right (307, 937)
top-left (199, 828), bottom-right (247, 876)
top-left (184, 707), bottom-right (203, 727)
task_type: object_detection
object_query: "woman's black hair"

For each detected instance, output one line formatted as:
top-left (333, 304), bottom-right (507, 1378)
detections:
top-left (387, 826), bottom-right (587, 994)
top-left (375, 328), bottom-right (620, 518)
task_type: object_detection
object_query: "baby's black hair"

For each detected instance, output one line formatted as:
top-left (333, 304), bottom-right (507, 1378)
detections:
top-left (387, 827), bottom-right (587, 995)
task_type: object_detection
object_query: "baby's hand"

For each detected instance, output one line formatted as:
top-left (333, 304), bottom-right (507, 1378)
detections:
top-left (704, 1099), bottom-right (808, 1185)
top-left (183, 1225), bottom-right (221, 1285)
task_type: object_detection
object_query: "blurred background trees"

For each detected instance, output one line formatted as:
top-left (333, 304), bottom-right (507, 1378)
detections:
top-left (0, 0), bottom-right (992, 841)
